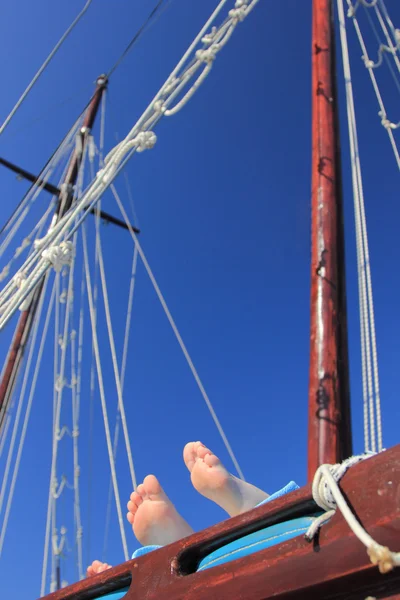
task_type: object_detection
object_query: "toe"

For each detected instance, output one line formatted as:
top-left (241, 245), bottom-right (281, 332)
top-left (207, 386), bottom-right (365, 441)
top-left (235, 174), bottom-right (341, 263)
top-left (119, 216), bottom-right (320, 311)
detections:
top-left (203, 452), bottom-right (220, 467)
top-left (197, 444), bottom-right (212, 460)
top-left (184, 441), bottom-right (204, 470)
top-left (143, 474), bottom-right (162, 497)
top-left (137, 483), bottom-right (146, 497)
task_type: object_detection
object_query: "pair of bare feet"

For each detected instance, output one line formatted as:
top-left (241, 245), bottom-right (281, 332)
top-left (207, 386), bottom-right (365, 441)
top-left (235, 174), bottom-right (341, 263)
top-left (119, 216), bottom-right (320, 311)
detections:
top-left (87, 441), bottom-right (268, 577)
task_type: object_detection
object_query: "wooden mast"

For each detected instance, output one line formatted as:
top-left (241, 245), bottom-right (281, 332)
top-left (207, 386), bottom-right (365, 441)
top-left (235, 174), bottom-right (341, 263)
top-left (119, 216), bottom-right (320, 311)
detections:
top-left (308, 0), bottom-right (352, 480)
top-left (0, 75), bottom-right (108, 455)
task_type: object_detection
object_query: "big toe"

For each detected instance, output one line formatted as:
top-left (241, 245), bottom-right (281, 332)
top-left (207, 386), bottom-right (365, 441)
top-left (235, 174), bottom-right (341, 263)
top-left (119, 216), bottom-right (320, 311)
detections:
top-left (183, 441), bottom-right (205, 472)
top-left (142, 474), bottom-right (168, 502)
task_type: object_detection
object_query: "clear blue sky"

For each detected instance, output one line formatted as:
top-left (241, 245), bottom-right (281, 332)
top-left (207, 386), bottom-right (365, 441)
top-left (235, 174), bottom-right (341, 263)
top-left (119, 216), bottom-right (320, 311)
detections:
top-left (0, 1), bottom-right (399, 598)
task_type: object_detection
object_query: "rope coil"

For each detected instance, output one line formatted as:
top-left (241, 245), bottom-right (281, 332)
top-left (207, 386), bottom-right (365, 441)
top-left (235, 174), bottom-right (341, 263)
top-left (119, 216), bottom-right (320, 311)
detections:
top-left (306, 453), bottom-right (400, 575)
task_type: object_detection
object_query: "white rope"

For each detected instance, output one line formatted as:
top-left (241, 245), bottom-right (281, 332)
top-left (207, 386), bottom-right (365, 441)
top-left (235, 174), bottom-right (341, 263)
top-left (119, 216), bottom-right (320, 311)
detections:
top-left (103, 244), bottom-right (139, 560)
top-left (0, 412), bottom-right (12, 460)
top-left (86, 199), bottom-right (101, 566)
top-left (0, 0), bottom-right (260, 331)
top-left (50, 143), bottom-right (88, 585)
top-left (0, 120), bottom-right (79, 264)
top-left (0, 0), bottom-right (93, 136)
top-left (0, 275), bottom-right (54, 558)
top-left (82, 225), bottom-right (129, 561)
top-left (99, 90), bottom-right (107, 163)
top-left (110, 183), bottom-right (246, 480)
top-left (42, 233), bottom-right (76, 594)
top-left (306, 454), bottom-right (400, 574)
top-left (0, 119), bottom-right (80, 321)
top-left (371, 4), bottom-right (400, 80)
top-left (71, 258), bottom-right (84, 581)
top-left (338, 0), bottom-right (383, 452)
top-left (346, 0), bottom-right (400, 169)
top-left (0, 277), bottom-right (49, 520)
top-left (96, 231), bottom-right (137, 491)
top-left (379, 0), bottom-right (399, 44)
top-left (41, 241), bottom-right (75, 272)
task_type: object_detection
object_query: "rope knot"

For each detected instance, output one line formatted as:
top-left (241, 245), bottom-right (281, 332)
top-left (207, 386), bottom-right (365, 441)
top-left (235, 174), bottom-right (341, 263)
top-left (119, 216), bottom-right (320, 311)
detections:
top-left (196, 45), bottom-right (219, 64)
top-left (363, 57), bottom-right (375, 69)
top-left (13, 270), bottom-right (35, 311)
top-left (368, 544), bottom-right (396, 574)
top-left (312, 455), bottom-right (370, 512)
top-left (42, 241), bottom-right (75, 273)
top-left (202, 27), bottom-right (218, 46)
top-left (164, 76), bottom-right (179, 95)
top-left (134, 131), bottom-right (157, 152)
top-left (55, 376), bottom-right (66, 392)
top-left (229, 4), bottom-right (248, 22)
top-left (153, 100), bottom-right (166, 114)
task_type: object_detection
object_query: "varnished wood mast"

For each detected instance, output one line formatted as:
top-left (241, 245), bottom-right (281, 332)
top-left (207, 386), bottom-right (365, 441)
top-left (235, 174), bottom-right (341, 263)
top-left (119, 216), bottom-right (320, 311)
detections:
top-left (308, 0), bottom-right (352, 479)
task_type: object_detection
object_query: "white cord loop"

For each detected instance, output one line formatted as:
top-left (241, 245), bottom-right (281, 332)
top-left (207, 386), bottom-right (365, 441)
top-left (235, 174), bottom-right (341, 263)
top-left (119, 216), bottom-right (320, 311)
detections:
top-left (42, 241), bottom-right (75, 273)
top-left (311, 454), bottom-right (370, 511)
top-left (13, 271), bottom-right (35, 311)
top-left (306, 453), bottom-right (400, 574)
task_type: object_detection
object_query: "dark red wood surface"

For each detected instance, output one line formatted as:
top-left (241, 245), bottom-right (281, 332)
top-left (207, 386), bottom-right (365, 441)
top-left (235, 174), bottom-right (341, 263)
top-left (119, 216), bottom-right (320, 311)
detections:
top-left (308, 0), bottom-right (352, 480)
top-left (40, 445), bottom-right (400, 600)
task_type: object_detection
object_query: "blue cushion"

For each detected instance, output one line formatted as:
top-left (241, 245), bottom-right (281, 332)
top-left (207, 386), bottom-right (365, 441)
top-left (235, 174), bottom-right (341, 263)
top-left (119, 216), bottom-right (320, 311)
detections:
top-left (197, 515), bottom-right (317, 571)
top-left (96, 588), bottom-right (129, 600)
top-left (96, 482), bottom-right (316, 595)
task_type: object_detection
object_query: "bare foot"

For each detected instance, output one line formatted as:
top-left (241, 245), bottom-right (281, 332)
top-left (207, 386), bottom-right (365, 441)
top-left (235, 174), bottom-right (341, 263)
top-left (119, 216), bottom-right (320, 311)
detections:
top-left (127, 474), bottom-right (194, 546)
top-left (183, 441), bottom-right (269, 517)
top-left (87, 560), bottom-right (112, 577)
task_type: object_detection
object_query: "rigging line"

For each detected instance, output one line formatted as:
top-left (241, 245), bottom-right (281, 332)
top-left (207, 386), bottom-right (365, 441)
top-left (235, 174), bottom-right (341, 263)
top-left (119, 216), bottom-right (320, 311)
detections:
top-left (86, 196), bottom-right (101, 567)
top-left (0, 273), bottom-right (53, 557)
top-left (0, 275), bottom-right (50, 518)
top-left (70, 258), bottom-right (86, 579)
top-left (123, 171), bottom-right (139, 226)
top-left (0, 0), bottom-right (93, 136)
top-left (107, 0), bottom-right (171, 77)
top-left (53, 274), bottom-right (61, 434)
top-left (103, 244), bottom-right (139, 561)
top-left (0, 0), bottom-right (257, 328)
top-left (44, 231), bottom-right (77, 593)
top-left (70, 156), bottom-right (90, 583)
top-left (379, 0), bottom-right (398, 42)
top-left (338, 0), bottom-right (376, 453)
top-left (109, 183), bottom-right (246, 480)
top-left (0, 139), bottom-right (75, 262)
top-left (82, 224), bottom-right (130, 561)
top-left (338, 0), bottom-right (382, 452)
top-left (50, 150), bottom-right (88, 586)
top-left (70, 253), bottom-right (84, 580)
top-left (96, 226), bottom-right (137, 490)
top-left (0, 116), bottom-right (81, 263)
top-left (347, 0), bottom-right (400, 169)
top-left (364, 3), bottom-right (400, 94)
top-left (1, 84), bottom-right (94, 144)
top-left (99, 91), bottom-right (107, 163)
top-left (0, 412), bottom-right (12, 460)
